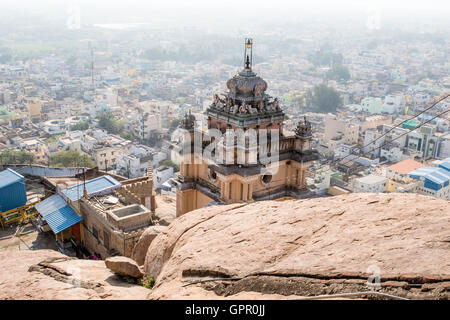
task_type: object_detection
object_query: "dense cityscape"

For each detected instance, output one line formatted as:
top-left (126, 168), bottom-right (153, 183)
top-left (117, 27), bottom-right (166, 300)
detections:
top-left (0, 0), bottom-right (449, 303)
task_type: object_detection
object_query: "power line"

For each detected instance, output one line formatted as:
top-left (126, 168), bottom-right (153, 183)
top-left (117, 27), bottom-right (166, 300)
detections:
top-left (331, 92), bottom-right (450, 166)
top-left (338, 106), bottom-right (450, 169)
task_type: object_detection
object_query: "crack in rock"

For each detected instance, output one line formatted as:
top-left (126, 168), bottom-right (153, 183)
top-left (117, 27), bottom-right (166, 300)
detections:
top-left (28, 258), bottom-right (105, 293)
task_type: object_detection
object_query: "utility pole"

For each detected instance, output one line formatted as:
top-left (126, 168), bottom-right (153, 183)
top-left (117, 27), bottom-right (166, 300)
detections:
top-left (105, 159), bottom-right (108, 173)
top-left (141, 113), bottom-right (145, 142)
top-left (82, 166), bottom-right (87, 205)
top-left (88, 41), bottom-right (95, 93)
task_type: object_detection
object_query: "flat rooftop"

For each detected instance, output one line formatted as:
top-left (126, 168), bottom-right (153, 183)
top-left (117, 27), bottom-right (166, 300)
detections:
top-left (355, 174), bottom-right (387, 184)
top-left (388, 159), bottom-right (425, 175)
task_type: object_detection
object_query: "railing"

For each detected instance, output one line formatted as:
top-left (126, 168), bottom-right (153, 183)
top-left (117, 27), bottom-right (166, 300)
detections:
top-left (174, 174), bottom-right (222, 200)
top-left (196, 177), bottom-right (221, 194)
top-left (0, 200), bottom-right (41, 230)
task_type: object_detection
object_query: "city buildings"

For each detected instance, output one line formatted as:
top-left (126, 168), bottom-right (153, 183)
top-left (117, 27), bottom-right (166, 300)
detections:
top-left (361, 97), bottom-right (382, 114)
top-left (34, 166), bottom-right (156, 258)
top-left (116, 144), bottom-right (163, 178)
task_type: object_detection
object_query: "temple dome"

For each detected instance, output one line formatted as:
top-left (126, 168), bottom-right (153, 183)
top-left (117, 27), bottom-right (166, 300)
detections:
top-left (226, 72), bottom-right (268, 97)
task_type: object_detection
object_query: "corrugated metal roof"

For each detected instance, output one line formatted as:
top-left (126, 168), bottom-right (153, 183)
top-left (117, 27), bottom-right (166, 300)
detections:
top-left (409, 167), bottom-right (450, 190)
top-left (35, 194), bottom-right (67, 216)
top-left (0, 168), bottom-right (27, 212)
top-left (34, 194), bottom-right (83, 234)
top-left (0, 168), bottom-right (24, 189)
top-left (438, 158), bottom-right (450, 172)
top-left (44, 205), bottom-right (83, 234)
top-left (60, 175), bottom-right (122, 202)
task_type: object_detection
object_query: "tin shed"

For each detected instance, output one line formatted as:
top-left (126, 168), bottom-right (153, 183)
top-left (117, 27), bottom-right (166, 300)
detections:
top-left (0, 168), bottom-right (27, 212)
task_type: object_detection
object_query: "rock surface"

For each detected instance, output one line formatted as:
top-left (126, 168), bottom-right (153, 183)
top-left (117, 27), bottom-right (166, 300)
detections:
top-left (105, 256), bottom-right (144, 278)
top-left (154, 195), bottom-right (176, 226)
top-left (132, 226), bottom-right (167, 266)
top-left (0, 193), bottom-right (448, 300)
top-left (0, 249), bottom-right (150, 299)
top-left (144, 193), bottom-right (450, 299)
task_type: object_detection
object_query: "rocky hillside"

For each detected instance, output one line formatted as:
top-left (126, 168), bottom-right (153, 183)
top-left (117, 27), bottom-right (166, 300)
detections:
top-left (0, 249), bottom-right (151, 300)
top-left (143, 193), bottom-right (450, 299)
top-left (0, 193), bottom-right (449, 299)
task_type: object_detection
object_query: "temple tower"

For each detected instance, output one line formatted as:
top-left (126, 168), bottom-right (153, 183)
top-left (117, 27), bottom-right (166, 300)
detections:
top-left (174, 39), bottom-right (319, 216)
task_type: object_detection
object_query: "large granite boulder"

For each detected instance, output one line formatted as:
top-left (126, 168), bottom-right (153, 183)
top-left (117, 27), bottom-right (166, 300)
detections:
top-left (105, 256), bottom-right (143, 279)
top-left (143, 193), bottom-right (450, 299)
top-left (132, 226), bottom-right (167, 266)
top-left (1, 193), bottom-right (449, 300)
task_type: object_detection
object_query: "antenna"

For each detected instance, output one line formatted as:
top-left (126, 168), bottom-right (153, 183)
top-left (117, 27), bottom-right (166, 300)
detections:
top-left (141, 113), bottom-right (145, 141)
top-left (88, 41), bottom-right (95, 92)
top-left (83, 166), bottom-right (87, 199)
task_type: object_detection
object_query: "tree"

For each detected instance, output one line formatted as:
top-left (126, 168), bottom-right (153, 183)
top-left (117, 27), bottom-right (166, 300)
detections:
top-left (0, 150), bottom-right (35, 165)
top-left (159, 160), bottom-right (179, 172)
top-left (97, 111), bottom-right (124, 134)
top-left (49, 150), bottom-right (95, 168)
top-left (120, 132), bottom-right (135, 142)
top-left (170, 118), bottom-right (181, 129)
top-left (65, 55), bottom-right (77, 65)
top-left (306, 84), bottom-right (342, 113)
top-left (326, 64), bottom-right (350, 82)
top-left (307, 50), bottom-right (343, 67)
top-left (0, 47), bottom-right (12, 64)
top-left (70, 120), bottom-right (90, 131)
top-left (44, 134), bottom-right (64, 145)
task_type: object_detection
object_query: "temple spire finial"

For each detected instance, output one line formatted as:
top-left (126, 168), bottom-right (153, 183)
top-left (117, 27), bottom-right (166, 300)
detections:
top-left (245, 55), bottom-right (251, 69)
top-left (244, 38), bottom-right (253, 70)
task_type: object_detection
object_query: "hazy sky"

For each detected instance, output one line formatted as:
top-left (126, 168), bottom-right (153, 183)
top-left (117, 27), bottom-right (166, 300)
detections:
top-left (2, 0), bottom-right (450, 31)
top-left (4, 0), bottom-right (450, 15)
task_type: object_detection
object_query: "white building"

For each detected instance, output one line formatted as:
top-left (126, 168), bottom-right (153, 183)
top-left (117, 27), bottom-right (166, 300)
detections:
top-left (138, 100), bottom-right (174, 128)
top-left (380, 145), bottom-right (411, 164)
top-left (132, 113), bottom-right (162, 140)
top-left (153, 165), bottom-right (174, 190)
top-left (353, 174), bottom-right (387, 193)
top-left (42, 119), bottom-right (68, 135)
top-left (438, 133), bottom-right (450, 159)
top-left (116, 144), bottom-right (158, 178)
top-left (334, 143), bottom-right (359, 159)
top-left (363, 129), bottom-right (385, 158)
top-left (381, 94), bottom-right (405, 114)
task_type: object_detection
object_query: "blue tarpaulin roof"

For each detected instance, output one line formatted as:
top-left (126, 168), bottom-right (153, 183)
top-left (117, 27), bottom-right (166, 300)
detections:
top-left (409, 166), bottom-right (450, 191)
top-left (0, 168), bottom-right (24, 189)
top-left (34, 194), bottom-right (83, 234)
top-left (44, 205), bottom-right (83, 234)
top-left (60, 175), bottom-right (122, 202)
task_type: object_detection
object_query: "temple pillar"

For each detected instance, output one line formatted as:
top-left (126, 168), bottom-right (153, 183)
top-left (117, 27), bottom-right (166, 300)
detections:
top-left (242, 182), bottom-right (248, 201)
top-left (220, 181), bottom-right (226, 199)
top-left (301, 169), bottom-right (307, 188)
top-left (225, 182), bottom-right (231, 200)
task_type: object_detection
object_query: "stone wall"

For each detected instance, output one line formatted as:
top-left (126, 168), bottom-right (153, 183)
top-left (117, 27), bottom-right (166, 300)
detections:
top-left (78, 199), bottom-right (146, 258)
top-left (107, 204), bottom-right (152, 232)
